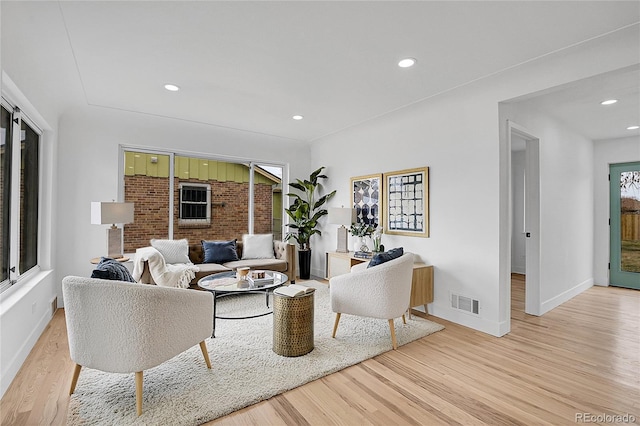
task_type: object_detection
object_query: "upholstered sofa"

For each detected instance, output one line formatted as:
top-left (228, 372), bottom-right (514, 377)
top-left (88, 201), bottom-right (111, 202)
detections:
top-left (138, 239), bottom-right (296, 286)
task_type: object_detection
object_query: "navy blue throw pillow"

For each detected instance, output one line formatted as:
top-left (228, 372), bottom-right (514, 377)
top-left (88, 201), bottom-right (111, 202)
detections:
top-left (202, 239), bottom-right (239, 264)
top-left (367, 247), bottom-right (404, 268)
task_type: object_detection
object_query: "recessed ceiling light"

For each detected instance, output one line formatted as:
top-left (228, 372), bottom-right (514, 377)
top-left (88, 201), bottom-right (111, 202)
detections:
top-left (398, 58), bottom-right (416, 68)
top-left (627, 125), bottom-right (639, 130)
top-left (292, 115), bottom-right (304, 120)
top-left (600, 99), bottom-right (618, 105)
top-left (164, 84), bottom-right (180, 92)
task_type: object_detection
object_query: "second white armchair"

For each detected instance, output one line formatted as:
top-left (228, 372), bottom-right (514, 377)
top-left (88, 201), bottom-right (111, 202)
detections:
top-left (329, 252), bottom-right (414, 349)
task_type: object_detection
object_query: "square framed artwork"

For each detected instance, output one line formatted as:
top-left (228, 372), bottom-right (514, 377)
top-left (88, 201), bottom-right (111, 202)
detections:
top-left (350, 174), bottom-right (382, 228)
top-left (383, 167), bottom-right (429, 237)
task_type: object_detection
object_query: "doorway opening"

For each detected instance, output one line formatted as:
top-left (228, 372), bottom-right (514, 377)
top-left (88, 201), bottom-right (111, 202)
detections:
top-left (509, 121), bottom-right (541, 316)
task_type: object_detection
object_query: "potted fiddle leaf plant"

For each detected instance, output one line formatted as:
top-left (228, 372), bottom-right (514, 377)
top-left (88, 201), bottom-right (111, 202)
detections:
top-left (285, 166), bottom-right (336, 279)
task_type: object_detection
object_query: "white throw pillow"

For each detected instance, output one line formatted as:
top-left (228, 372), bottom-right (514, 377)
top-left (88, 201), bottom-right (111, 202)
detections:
top-left (150, 239), bottom-right (191, 264)
top-left (242, 234), bottom-right (274, 259)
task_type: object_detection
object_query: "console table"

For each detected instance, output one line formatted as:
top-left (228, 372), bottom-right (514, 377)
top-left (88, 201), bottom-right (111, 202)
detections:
top-left (325, 251), bottom-right (433, 316)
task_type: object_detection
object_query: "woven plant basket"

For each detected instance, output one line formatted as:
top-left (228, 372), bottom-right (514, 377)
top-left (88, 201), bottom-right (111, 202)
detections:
top-left (272, 291), bottom-right (315, 357)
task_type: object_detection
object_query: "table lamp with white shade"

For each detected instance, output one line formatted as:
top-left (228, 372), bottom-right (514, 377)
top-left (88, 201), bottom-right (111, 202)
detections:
top-left (91, 201), bottom-right (134, 259)
top-left (328, 207), bottom-right (355, 253)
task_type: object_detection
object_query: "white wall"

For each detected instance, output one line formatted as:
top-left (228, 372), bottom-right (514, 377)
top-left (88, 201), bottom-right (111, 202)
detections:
top-left (316, 85), bottom-right (504, 336)
top-left (593, 136), bottom-right (640, 286)
top-left (501, 104), bottom-right (595, 314)
top-left (313, 25), bottom-right (638, 337)
top-left (55, 106), bottom-right (311, 294)
top-left (511, 150), bottom-right (526, 274)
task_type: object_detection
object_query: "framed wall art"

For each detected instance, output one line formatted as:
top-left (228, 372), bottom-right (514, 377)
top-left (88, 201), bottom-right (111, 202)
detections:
top-left (383, 167), bottom-right (429, 237)
top-left (350, 174), bottom-right (382, 228)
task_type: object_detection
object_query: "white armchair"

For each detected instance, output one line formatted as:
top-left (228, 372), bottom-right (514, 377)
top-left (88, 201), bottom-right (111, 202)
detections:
top-left (329, 252), bottom-right (414, 349)
top-left (62, 276), bottom-right (214, 416)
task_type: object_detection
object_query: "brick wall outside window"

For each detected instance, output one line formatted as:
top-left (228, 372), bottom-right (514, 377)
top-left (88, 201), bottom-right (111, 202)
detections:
top-left (124, 175), bottom-right (273, 252)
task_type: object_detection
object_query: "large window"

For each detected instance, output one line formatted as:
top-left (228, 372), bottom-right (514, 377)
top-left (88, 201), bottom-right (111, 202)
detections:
top-left (1, 102), bottom-right (41, 292)
top-left (122, 149), bottom-right (284, 252)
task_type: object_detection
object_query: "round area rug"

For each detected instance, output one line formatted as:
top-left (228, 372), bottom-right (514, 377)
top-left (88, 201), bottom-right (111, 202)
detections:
top-left (67, 281), bottom-right (444, 425)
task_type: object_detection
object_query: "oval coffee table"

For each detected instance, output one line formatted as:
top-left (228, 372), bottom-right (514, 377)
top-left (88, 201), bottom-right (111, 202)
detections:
top-left (198, 270), bottom-right (288, 337)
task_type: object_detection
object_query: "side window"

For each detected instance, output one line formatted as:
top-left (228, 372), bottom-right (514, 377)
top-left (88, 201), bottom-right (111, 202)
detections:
top-left (20, 119), bottom-right (40, 273)
top-left (0, 106), bottom-right (12, 285)
top-left (179, 183), bottom-right (211, 225)
top-left (0, 101), bottom-right (41, 292)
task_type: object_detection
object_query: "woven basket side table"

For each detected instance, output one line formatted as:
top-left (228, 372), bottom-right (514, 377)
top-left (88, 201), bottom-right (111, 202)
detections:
top-left (272, 290), bottom-right (315, 357)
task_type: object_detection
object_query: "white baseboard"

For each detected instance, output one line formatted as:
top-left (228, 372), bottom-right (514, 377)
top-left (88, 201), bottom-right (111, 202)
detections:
top-left (310, 266), bottom-right (325, 280)
top-left (430, 304), bottom-right (508, 337)
top-left (540, 278), bottom-right (593, 315)
top-left (0, 304), bottom-right (52, 398)
top-left (0, 270), bottom-right (55, 399)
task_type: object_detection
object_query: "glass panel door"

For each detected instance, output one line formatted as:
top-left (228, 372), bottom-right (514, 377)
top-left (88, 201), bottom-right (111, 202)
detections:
top-left (123, 150), bottom-right (172, 252)
top-left (174, 158), bottom-right (249, 242)
top-left (610, 162), bottom-right (640, 289)
top-left (253, 164), bottom-right (283, 240)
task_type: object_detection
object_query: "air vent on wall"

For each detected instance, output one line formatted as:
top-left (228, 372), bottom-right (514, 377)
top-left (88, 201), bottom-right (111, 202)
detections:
top-left (451, 293), bottom-right (479, 314)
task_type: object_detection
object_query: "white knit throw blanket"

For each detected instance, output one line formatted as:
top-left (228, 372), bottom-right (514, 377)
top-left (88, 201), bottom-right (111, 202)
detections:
top-left (132, 247), bottom-right (199, 289)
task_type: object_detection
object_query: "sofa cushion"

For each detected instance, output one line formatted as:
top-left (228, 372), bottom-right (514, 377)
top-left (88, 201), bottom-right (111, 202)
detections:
top-left (223, 258), bottom-right (288, 273)
top-left (150, 239), bottom-right (191, 264)
top-left (189, 243), bottom-right (205, 263)
top-left (273, 240), bottom-right (288, 260)
top-left (193, 263), bottom-right (233, 283)
top-left (202, 239), bottom-right (239, 264)
top-left (241, 234), bottom-right (274, 259)
top-left (368, 247), bottom-right (404, 268)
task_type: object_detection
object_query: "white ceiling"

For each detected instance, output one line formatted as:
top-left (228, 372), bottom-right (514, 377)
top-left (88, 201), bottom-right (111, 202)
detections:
top-left (507, 66), bottom-right (640, 141)
top-left (2, 1), bottom-right (639, 142)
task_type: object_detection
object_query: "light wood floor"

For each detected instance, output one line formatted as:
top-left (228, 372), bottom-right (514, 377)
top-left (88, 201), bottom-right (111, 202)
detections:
top-left (2, 275), bottom-right (638, 425)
